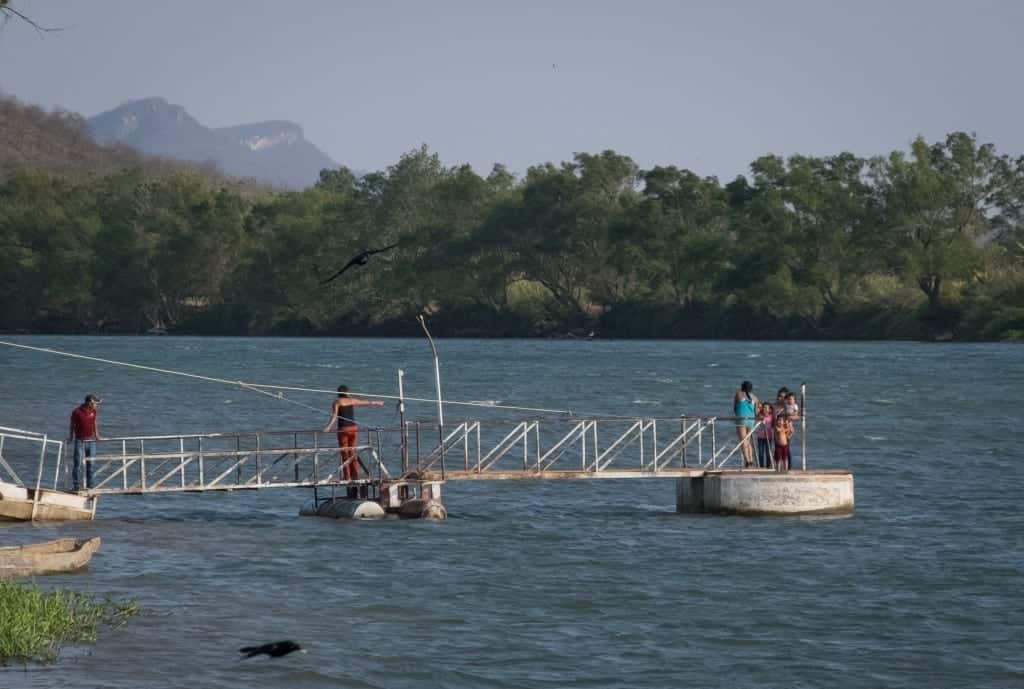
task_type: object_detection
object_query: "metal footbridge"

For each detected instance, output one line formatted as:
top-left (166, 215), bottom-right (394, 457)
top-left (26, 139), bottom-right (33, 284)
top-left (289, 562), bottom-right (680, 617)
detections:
top-left (0, 337), bottom-right (827, 521)
top-left (1, 414), bottom-right (787, 500)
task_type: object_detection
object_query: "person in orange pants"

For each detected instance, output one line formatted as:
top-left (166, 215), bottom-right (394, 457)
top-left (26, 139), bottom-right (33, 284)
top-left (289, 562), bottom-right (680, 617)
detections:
top-left (322, 385), bottom-right (384, 496)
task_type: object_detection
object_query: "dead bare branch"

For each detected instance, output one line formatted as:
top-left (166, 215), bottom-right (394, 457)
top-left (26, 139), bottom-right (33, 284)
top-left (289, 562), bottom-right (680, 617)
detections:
top-left (1, 1), bottom-right (63, 34)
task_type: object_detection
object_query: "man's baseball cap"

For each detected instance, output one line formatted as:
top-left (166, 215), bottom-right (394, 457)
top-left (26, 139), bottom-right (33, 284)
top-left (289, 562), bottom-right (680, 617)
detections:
top-left (84, 394), bottom-right (101, 404)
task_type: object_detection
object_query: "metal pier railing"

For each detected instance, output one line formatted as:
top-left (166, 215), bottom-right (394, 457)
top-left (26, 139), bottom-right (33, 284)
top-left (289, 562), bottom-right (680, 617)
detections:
top-left (0, 425), bottom-right (65, 492)
top-left (2, 413), bottom-right (803, 498)
top-left (405, 414), bottom-right (758, 479)
top-left (78, 430), bottom-right (391, 495)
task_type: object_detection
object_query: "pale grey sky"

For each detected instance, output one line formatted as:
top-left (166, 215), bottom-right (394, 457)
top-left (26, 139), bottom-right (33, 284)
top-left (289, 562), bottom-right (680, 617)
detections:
top-left (1, 0), bottom-right (1022, 181)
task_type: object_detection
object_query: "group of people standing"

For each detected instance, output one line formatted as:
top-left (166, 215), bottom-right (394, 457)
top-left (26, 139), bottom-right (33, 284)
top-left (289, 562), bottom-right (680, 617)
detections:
top-left (733, 382), bottom-right (801, 471)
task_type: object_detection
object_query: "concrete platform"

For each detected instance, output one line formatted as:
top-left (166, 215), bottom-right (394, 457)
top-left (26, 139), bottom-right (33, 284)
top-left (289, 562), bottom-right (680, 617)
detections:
top-left (676, 469), bottom-right (854, 516)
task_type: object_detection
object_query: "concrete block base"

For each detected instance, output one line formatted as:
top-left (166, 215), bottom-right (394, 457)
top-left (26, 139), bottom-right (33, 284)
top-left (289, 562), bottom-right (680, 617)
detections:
top-left (676, 470), bottom-right (854, 516)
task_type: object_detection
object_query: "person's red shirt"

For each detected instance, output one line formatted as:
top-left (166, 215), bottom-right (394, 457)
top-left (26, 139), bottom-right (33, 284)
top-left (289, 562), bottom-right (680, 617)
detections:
top-left (70, 404), bottom-right (98, 439)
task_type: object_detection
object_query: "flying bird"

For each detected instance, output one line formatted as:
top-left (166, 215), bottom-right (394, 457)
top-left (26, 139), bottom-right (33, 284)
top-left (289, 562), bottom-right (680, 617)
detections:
top-left (320, 242), bottom-right (400, 284)
top-left (239, 641), bottom-right (306, 659)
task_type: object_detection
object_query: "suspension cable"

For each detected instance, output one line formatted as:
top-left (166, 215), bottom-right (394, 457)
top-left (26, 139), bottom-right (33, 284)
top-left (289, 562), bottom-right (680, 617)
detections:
top-left (0, 340), bottom-right (577, 416)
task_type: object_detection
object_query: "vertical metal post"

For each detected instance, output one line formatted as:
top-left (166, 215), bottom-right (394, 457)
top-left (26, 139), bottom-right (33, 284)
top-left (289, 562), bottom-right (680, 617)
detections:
top-left (122, 440), bottom-right (128, 490)
top-left (535, 423), bottom-right (541, 471)
top-left (52, 440), bottom-right (63, 488)
top-left (639, 420), bottom-right (646, 471)
top-left (522, 424), bottom-right (528, 471)
top-left (140, 439), bottom-right (147, 491)
top-left (305, 432), bottom-right (316, 483)
top-left (417, 315), bottom-right (445, 475)
top-left (398, 369), bottom-right (408, 474)
top-left (651, 419), bottom-right (657, 471)
top-left (681, 417), bottom-right (687, 467)
top-left (581, 421), bottom-right (588, 470)
top-left (255, 434), bottom-right (263, 486)
top-left (0, 436), bottom-right (12, 485)
top-left (417, 317), bottom-right (445, 429)
top-left (31, 435), bottom-right (47, 520)
top-left (711, 419), bottom-right (717, 467)
top-left (241, 435), bottom-right (252, 485)
top-left (440, 422), bottom-right (447, 480)
top-left (801, 383), bottom-right (807, 471)
top-left (179, 437), bottom-right (186, 488)
top-left (415, 422), bottom-right (421, 473)
top-left (197, 437), bottom-right (204, 488)
top-left (375, 430), bottom-right (383, 479)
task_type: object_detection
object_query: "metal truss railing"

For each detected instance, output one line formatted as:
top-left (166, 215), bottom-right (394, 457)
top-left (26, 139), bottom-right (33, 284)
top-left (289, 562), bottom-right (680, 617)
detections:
top-left (81, 430), bottom-right (390, 495)
top-left (4, 412), bottom-right (802, 497)
top-left (0, 425), bottom-right (65, 491)
top-left (403, 415), bottom-right (734, 478)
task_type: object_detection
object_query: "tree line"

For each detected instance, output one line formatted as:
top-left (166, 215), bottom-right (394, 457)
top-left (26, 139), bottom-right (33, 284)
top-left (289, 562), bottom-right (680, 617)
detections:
top-left (2, 133), bottom-right (1023, 340)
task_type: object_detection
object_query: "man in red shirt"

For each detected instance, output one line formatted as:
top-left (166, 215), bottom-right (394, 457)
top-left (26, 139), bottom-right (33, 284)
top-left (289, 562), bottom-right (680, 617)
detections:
top-left (69, 394), bottom-right (101, 491)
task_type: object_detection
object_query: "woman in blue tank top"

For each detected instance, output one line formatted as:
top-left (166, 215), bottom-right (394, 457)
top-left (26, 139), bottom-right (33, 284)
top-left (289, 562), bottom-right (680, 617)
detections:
top-left (733, 381), bottom-right (758, 468)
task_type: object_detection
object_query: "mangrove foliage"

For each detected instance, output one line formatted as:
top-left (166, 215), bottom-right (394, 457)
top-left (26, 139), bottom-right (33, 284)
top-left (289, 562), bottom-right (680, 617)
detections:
top-left (2, 127), bottom-right (1023, 340)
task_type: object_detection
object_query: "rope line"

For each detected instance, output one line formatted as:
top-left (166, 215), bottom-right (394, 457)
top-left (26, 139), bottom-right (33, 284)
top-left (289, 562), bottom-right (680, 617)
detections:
top-left (0, 340), bottom-right (576, 416)
top-left (236, 381), bottom-right (323, 415)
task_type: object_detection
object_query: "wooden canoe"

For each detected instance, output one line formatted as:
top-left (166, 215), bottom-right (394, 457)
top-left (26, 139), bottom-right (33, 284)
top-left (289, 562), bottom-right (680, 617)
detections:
top-left (0, 537), bottom-right (101, 577)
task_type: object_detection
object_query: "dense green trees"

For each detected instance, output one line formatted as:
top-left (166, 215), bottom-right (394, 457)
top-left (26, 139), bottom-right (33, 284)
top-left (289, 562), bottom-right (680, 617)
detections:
top-left (1, 132), bottom-right (1022, 339)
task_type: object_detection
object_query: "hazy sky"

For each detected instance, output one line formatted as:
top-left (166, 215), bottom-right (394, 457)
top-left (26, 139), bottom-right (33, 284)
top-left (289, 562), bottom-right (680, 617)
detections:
top-left (2, 0), bottom-right (1022, 181)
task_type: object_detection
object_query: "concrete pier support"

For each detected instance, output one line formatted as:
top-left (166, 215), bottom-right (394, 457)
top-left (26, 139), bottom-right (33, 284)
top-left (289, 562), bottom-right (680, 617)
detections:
top-left (676, 470), bottom-right (854, 516)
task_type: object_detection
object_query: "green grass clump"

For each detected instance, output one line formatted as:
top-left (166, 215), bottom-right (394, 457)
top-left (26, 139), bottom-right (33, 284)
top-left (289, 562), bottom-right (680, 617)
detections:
top-left (0, 580), bottom-right (137, 664)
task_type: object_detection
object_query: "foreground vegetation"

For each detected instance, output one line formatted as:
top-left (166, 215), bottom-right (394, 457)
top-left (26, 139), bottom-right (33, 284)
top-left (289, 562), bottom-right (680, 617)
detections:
top-left (0, 579), bottom-right (137, 664)
top-left (1, 98), bottom-right (1022, 340)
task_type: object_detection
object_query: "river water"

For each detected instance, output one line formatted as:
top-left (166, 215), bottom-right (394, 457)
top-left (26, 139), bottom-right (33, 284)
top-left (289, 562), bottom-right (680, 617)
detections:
top-left (0, 336), bottom-right (1021, 688)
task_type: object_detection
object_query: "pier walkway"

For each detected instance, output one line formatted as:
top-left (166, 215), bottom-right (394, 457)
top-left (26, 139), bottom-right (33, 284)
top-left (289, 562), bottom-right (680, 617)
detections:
top-left (1, 413), bottom-right (853, 520)
top-left (3, 415), bottom-right (771, 498)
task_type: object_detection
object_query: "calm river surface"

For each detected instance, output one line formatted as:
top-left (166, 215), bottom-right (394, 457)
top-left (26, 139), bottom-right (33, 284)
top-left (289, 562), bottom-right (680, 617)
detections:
top-left (1, 336), bottom-right (1021, 688)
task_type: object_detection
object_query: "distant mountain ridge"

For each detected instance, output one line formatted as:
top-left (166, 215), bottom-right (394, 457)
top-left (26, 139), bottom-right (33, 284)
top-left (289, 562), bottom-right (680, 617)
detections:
top-left (0, 93), bottom-right (219, 181)
top-left (87, 97), bottom-right (337, 189)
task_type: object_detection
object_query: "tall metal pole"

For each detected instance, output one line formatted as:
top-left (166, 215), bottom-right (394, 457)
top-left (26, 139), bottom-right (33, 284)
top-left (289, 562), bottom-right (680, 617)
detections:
top-left (417, 315), bottom-right (445, 477)
top-left (801, 382), bottom-right (807, 471)
top-left (398, 368), bottom-right (408, 474)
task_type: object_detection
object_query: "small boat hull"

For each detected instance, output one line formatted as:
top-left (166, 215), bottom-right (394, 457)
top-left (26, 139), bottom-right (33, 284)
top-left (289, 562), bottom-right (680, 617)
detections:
top-left (0, 485), bottom-right (96, 522)
top-left (0, 537), bottom-right (101, 577)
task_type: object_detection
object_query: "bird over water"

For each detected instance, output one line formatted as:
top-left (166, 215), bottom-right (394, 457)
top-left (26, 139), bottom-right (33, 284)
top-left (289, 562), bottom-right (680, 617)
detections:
top-left (320, 242), bottom-right (399, 284)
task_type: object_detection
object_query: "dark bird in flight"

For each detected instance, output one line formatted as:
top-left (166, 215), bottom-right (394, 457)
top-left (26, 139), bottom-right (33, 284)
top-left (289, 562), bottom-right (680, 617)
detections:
top-left (320, 242), bottom-right (400, 284)
top-left (239, 641), bottom-right (306, 659)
